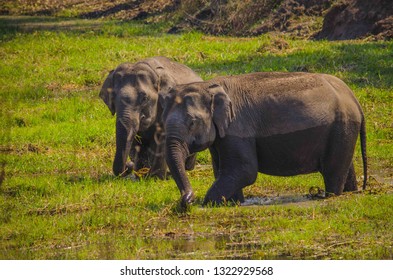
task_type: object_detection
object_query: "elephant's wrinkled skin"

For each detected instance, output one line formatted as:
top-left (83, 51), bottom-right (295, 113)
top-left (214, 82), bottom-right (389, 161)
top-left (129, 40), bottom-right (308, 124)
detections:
top-left (100, 57), bottom-right (202, 178)
top-left (161, 72), bottom-right (367, 206)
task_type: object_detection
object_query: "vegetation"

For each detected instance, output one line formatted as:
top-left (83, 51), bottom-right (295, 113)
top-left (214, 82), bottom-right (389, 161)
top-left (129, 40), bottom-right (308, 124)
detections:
top-left (0, 16), bottom-right (392, 259)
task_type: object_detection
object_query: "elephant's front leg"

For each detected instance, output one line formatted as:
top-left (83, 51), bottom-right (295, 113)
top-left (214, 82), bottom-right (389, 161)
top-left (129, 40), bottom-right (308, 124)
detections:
top-left (204, 175), bottom-right (250, 205)
top-left (129, 138), bottom-right (150, 178)
top-left (209, 146), bottom-right (219, 179)
top-left (147, 126), bottom-right (167, 179)
top-left (203, 138), bottom-right (258, 205)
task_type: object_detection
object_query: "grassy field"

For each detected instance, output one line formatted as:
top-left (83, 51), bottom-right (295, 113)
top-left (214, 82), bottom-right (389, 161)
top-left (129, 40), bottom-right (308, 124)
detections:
top-left (0, 16), bottom-right (392, 260)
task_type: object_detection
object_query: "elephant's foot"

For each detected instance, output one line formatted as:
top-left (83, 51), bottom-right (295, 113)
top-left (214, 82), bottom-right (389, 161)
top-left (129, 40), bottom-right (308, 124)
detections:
top-left (203, 185), bottom-right (236, 206)
top-left (203, 186), bottom-right (222, 206)
top-left (203, 186), bottom-right (245, 206)
top-left (228, 189), bottom-right (245, 204)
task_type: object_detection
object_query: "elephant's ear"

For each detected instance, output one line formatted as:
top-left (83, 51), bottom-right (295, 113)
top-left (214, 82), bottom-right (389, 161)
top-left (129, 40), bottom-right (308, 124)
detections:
top-left (99, 70), bottom-right (116, 115)
top-left (209, 84), bottom-right (235, 138)
top-left (158, 89), bottom-right (176, 122)
top-left (144, 58), bottom-right (175, 93)
top-left (155, 66), bottom-right (175, 94)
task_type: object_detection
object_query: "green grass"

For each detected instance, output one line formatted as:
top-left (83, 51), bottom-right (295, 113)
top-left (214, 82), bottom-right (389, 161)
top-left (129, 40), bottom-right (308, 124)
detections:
top-left (1, 16), bottom-right (392, 260)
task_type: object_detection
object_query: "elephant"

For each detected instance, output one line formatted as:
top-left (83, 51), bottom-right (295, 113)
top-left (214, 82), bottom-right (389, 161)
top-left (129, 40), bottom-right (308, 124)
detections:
top-left (160, 72), bottom-right (367, 207)
top-left (99, 56), bottom-right (202, 179)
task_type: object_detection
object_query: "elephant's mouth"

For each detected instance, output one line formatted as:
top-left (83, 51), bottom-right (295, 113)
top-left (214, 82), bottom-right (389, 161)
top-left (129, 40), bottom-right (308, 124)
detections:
top-left (188, 139), bottom-right (201, 154)
top-left (188, 137), bottom-right (213, 153)
top-left (139, 118), bottom-right (152, 130)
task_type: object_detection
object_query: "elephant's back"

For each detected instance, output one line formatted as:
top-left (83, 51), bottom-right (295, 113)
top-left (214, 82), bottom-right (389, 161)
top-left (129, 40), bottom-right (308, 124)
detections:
top-left (222, 72), bottom-right (362, 138)
top-left (152, 56), bottom-right (203, 84)
top-left (319, 74), bottom-right (363, 124)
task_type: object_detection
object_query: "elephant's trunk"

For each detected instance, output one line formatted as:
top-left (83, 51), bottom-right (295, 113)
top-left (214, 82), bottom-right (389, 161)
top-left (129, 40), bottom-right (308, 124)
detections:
top-left (113, 115), bottom-right (138, 176)
top-left (166, 136), bottom-right (195, 208)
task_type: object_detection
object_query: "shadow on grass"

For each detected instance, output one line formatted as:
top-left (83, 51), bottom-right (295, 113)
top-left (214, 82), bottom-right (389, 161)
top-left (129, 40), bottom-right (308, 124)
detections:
top-left (0, 16), bottom-right (102, 40)
top-left (0, 15), bottom-right (167, 41)
top-left (189, 41), bottom-right (393, 89)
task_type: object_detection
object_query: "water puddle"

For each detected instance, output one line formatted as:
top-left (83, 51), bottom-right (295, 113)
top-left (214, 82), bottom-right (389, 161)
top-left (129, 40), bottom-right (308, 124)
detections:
top-left (242, 194), bottom-right (316, 206)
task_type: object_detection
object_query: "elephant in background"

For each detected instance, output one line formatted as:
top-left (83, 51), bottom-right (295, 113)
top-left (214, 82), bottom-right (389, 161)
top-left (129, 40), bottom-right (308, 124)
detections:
top-left (99, 56), bottom-right (202, 179)
top-left (161, 72), bottom-right (367, 207)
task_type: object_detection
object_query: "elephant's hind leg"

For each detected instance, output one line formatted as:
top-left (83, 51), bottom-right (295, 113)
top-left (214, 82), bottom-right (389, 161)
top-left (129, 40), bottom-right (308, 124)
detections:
top-left (320, 126), bottom-right (358, 196)
top-left (343, 162), bottom-right (358, 192)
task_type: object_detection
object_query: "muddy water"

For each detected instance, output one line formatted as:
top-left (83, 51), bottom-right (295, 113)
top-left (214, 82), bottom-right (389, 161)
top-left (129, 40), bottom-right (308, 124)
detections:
top-left (242, 194), bottom-right (317, 206)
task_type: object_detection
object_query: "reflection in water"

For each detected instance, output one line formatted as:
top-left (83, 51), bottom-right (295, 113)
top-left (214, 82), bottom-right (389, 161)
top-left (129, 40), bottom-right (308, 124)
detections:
top-left (153, 234), bottom-right (230, 257)
top-left (168, 234), bottom-right (258, 259)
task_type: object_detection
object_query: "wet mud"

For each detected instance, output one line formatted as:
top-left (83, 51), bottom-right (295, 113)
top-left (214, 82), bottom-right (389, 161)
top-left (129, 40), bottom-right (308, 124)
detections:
top-left (242, 194), bottom-right (318, 206)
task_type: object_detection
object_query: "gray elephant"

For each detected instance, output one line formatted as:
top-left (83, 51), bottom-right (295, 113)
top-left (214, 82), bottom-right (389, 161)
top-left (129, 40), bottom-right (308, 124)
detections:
top-left (99, 56), bottom-right (202, 178)
top-left (160, 72), bottom-right (367, 206)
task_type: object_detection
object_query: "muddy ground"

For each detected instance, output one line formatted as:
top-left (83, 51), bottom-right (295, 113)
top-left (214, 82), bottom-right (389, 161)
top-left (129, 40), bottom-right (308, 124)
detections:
top-left (1, 0), bottom-right (392, 40)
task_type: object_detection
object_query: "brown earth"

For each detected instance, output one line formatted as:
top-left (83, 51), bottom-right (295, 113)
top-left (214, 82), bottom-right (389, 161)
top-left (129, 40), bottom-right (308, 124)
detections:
top-left (1, 0), bottom-right (392, 40)
top-left (313, 0), bottom-right (393, 40)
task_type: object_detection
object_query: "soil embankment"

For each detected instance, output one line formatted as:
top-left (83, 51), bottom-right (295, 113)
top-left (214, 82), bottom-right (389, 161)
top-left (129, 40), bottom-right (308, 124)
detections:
top-left (1, 0), bottom-right (392, 40)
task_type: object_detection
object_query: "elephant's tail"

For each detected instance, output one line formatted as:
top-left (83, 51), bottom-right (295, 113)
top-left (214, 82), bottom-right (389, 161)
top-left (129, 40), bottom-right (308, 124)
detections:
top-left (360, 113), bottom-right (367, 190)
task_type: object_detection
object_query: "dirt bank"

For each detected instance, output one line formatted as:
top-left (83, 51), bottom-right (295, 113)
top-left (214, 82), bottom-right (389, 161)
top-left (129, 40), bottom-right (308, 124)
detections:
top-left (314, 0), bottom-right (393, 40)
top-left (1, 0), bottom-right (392, 40)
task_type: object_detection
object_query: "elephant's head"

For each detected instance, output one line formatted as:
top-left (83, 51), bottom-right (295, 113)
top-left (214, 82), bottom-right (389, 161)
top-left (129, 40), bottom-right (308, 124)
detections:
top-left (100, 60), bottom-right (174, 176)
top-left (161, 83), bottom-right (234, 206)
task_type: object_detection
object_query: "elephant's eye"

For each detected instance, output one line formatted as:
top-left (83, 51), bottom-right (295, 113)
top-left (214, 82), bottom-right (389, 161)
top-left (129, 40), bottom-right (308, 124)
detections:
top-left (122, 96), bottom-right (132, 104)
top-left (139, 92), bottom-right (149, 104)
top-left (189, 118), bottom-right (197, 130)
